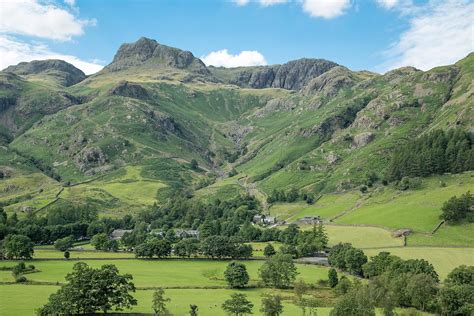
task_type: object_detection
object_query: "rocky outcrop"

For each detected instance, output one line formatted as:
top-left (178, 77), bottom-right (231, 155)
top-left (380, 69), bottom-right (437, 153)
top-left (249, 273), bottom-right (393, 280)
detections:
top-left (3, 60), bottom-right (86, 86)
top-left (252, 98), bottom-right (296, 118)
top-left (421, 66), bottom-right (459, 83)
top-left (222, 58), bottom-right (338, 90)
top-left (75, 147), bottom-right (107, 172)
top-left (301, 66), bottom-right (356, 96)
top-left (352, 132), bottom-right (375, 148)
top-left (106, 37), bottom-right (209, 74)
top-left (108, 81), bottom-right (149, 99)
top-left (325, 152), bottom-right (340, 164)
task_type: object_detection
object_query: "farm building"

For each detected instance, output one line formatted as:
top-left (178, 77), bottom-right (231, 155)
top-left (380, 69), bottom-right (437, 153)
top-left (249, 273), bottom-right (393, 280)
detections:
top-left (110, 229), bottom-right (133, 240)
top-left (253, 214), bottom-right (277, 225)
top-left (297, 216), bottom-right (321, 224)
top-left (175, 229), bottom-right (200, 239)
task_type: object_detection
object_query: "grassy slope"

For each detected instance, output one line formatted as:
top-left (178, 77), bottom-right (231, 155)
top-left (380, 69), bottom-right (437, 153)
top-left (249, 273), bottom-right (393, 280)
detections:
top-left (365, 247), bottom-right (474, 281)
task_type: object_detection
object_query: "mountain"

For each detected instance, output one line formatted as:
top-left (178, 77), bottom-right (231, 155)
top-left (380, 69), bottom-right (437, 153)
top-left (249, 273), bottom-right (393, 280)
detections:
top-left (3, 59), bottom-right (86, 87)
top-left (0, 37), bottom-right (472, 218)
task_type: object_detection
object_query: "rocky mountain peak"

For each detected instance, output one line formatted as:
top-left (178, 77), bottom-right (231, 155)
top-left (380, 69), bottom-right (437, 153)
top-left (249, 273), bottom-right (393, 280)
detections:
top-left (2, 59), bottom-right (86, 86)
top-left (212, 58), bottom-right (339, 91)
top-left (106, 37), bottom-right (209, 74)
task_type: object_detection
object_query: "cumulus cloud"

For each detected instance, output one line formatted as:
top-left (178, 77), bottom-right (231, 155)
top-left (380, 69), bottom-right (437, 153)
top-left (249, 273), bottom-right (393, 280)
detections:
top-left (233, 0), bottom-right (351, 18)
top-left (376, 0), bottom-right (399, 9)
top-left (301, 0), bottom-right (351, 18)
top-left (380, 0), bottom-right (474, 71)
top-left (0, 0), bottom-right (94, 41)
top-left (64, 0), bottom-right (76, 6)
top-left (201, 49), bottom-right (267, 68)
top-left (0, 35), bottom-right (103, 75)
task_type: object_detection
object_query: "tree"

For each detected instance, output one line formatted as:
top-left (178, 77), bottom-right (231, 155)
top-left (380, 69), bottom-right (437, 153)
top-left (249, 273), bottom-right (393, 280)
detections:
top-left (260, 294), bottom-right (283, 316)
top-left (259, 253), bottom-right (298, 288)
top-left (222, 293), bottom-right (254, 316)
top-left (224, 261), bottom-right (249, 288)
top-left (330, 282), bottom-right (375, 316)
top-left (3, 234), bottom-right (34, 259)
top-left (190, 159), bottom-right (199, 170)
top-left (54, 235), bottom-right (74, 252)
top-left (64, 251), bottom-right (70, 260)
top-left (405, 273), bottom-right (438, 311)
top-left (438, 265), bottom-right (474, 315)
top-left (264, 244), bottom-right (276, 257)
top-left (152, 288), bottom-right (170, 315)
top-left (174, 238), bottom-right (200, 257)
top-left (344, 248), bottom-right (368, 276)
top-left (328, 268), bottom-right (338, 288)
top-left (334, 276), bottom-right (352, 295)
top-left (38, 262), bottom-right (137, 315)
top-left (91, 233), bottom-right (109, 250)
top-left (189, 304), bottom-right (198, 316)
top-left (440, 192), bottom-right (473, 222)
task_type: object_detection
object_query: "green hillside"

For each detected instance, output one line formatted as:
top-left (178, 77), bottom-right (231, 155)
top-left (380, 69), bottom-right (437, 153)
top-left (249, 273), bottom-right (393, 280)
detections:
top-left (0, 37), bottom-right (472, 229)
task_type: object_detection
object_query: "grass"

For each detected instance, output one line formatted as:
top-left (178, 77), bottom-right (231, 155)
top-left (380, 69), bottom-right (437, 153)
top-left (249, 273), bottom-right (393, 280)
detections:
top-left (248, 241), bottom-right (283, 257)
top-left (325, 225), bottom-right (403, 249)
top-left (269, 192), bottom-right (360, 222)
top-left (408, 223), bottom-right (474, 247)
top-left (59, 166), bottom-right (166, 214)
top-left (32, 249), bottom-right (135, 259)
top-left (0, 285), bottom-right (338, 316)
top-left (0, 259), bottom-right (330, 287)
top-left (336, 173), bottom-right (474, 233)
top-left (364, 247), bottom-right (474, 281)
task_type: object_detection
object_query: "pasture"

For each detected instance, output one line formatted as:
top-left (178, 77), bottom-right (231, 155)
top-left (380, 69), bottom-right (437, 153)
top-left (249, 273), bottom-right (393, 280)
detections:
top-left (0, 259), bottom-right (330, 287)
top-left (364, 247), bottom-right (474, 281)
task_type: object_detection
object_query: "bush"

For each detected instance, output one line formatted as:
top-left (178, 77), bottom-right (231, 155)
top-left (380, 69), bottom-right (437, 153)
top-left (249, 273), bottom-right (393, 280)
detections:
top-left (15, 275), bottom-right (27, 283)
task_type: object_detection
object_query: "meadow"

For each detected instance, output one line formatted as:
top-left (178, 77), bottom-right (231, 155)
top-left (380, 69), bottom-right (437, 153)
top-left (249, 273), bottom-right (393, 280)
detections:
top-left (364, 247), bottom-right (474, 281)
top-left (0, 257), bottom-right (334, 315)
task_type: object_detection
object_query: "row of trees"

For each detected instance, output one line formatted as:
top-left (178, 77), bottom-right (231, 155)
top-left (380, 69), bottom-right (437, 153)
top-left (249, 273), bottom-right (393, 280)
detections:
top-left (0, 205), bottom-right (134, 245)
top-left (387, 129), bottom-right (473, 181)
top-left (266, 188), bottom-right (315, 204)
top-left (329, 262), bottom-right (473, 315)
top-left (134, 235), bottom-right (253, 259)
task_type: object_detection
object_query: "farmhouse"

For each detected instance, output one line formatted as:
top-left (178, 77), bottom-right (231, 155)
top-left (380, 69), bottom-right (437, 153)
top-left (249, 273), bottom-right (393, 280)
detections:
top-left (175, 229), bottom-right (200, 239)
top-left (110, 229), bottom-right (133, 240)
top-left (252, 214), bottom-right (278, 225)
top-left (297, 216), bottom-right (321, 224)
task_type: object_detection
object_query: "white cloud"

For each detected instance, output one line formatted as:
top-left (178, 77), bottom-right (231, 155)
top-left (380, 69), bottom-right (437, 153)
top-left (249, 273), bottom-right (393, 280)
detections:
top-left (0, 0), bottom-right (95, 41)
top-left (380, 0), bottom-right (474, 71)
top-left (232, 0), bottom-right (288, 6)
top-left (0, 36), bottom-right (103, 75)
top-left (259, 0), bottom-right (289, 6)
top-left (301, 0), bottom-right (351, 18)
top-left (64, 0), bottom-right (76, 6)
top-left (376, 0), bottom-right (399, 9)
top-left (233, 0), bottom-right (250, 6)
top-left (201, 49), bottom-right (267, 68)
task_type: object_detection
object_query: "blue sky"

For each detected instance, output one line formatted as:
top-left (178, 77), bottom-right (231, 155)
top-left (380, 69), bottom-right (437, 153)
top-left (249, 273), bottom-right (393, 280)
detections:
top-left (0, 0), bottom-right (473, 74)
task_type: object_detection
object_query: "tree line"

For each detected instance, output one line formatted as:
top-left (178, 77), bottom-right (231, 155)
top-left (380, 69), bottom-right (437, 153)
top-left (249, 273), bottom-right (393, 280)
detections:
top-left (387, 129), bottom-right (473, 181)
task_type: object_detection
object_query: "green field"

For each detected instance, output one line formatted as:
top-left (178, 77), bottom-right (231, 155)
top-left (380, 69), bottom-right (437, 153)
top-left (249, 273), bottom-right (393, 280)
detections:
top-left (336, 173), bottom-right (474, 233)
top-left (0, 284), bottom-right (338, 316)
top-left (326, 225), bottom-right (403, 248)
top-left (0, 258), bottom-right (334, 315)
top-left (364, 247), bottom-right (474, 281)
top-left (0, 259), bottom-right (330, 287)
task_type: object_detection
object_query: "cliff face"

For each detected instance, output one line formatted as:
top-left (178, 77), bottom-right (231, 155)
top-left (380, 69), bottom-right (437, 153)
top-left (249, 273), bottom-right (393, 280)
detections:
top-left (213, 58), bottom-right (338, 90)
